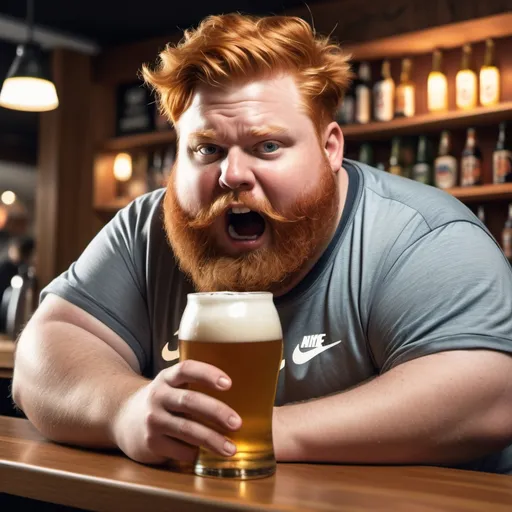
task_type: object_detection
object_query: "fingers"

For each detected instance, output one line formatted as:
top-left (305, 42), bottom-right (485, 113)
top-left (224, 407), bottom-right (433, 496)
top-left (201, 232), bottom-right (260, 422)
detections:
top-left (163, 360), bottom-right (232, 390)
top-left (143, 426), bottom-right (198, 463)
top-left (146, 411), bottom-right (236, 457)
top-left (161, 387), bottom-right (241, 432)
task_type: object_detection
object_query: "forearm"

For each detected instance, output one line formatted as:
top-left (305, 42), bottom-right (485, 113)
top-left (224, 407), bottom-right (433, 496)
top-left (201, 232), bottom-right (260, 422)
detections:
top-left (274, 351), bottom-right (512, 465)
top-left (12, 319), bottom-right (148, 448)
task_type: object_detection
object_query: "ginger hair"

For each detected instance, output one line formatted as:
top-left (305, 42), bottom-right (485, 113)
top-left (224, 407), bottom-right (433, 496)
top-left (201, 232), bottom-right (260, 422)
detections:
top-left (141, 13), bottom-right (352, 130)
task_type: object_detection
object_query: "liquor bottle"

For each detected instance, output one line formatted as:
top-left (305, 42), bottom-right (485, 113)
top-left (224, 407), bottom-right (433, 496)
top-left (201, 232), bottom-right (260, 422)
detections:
top-left (493, 122), bottom-right (512, 183)
top-left (337, 81), bottom-right (355, 125)
top-left (395, 58), bottom-right (415, 118)
top-left (477, 206), bottom-right (485, 225)
top-left (460, 128), bottom-right (482, 187)
top-left (358, 143), bottom-right (373, 166)
top-left (147, 150), bottom-right (163, 191)
top-left (373, 60), bottom-right (395, 122)
top-left (388, 137), bottom-right (403, 176)
top-left (428, 50), bottom-right (448, 112)
top-left (412, 136), bottom-right (431, 184)
top-left (434, 131), bottom-right (457, 189)
top-left (502, 204), bottom-right (512, 264)
top-left (355, 62), bottom-right (372, 124)
top-left (480, 39), bottom-right (500, 107)
top-left (456, 44), bottom-right (477, 110)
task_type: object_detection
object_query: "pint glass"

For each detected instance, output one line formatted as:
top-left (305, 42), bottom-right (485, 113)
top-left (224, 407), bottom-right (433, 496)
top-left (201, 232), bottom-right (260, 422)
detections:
top-left (179, 292), bottom-right (283, 479)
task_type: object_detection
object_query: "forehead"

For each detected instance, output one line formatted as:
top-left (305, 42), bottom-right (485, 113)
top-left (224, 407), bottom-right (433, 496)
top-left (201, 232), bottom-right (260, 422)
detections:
top-left (177, 74), bottom-right (311, 137)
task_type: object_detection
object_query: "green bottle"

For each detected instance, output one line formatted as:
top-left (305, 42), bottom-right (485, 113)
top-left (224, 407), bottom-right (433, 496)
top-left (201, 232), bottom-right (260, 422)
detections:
top-left (412, 136), bottom-right (432, 184)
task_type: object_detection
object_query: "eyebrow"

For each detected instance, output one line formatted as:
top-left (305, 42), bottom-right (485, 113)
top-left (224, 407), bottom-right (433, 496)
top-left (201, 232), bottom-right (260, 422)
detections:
top-left (188, 125), bottom-right (289, 142)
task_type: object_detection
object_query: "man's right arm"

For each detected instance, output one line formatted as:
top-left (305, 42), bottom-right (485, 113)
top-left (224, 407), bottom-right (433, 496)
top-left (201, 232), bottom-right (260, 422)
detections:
top-left (12, 293), bottom-right (147, 448)
top-left (12, 294), bottom-right (242, 464)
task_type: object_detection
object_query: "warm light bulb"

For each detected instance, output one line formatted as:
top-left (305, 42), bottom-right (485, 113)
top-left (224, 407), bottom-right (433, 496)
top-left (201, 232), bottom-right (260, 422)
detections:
top-left (1, 190), bottom-right (16, 205)
top-left (0, 77), bottom-right (59, 112)
top-left (427, 72), bottom-right (448, 112)
top-left (113, 153), bottom-right (133, 182)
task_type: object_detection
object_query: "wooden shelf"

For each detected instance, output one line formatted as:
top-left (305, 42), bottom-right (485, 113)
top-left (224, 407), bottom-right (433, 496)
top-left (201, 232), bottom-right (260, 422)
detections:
top-left (342, 102), bottom-right (512, 140)
top-left (94, 184), bottom-right (512, 220)
top-left (102, 129), bottom-right (176, 152)
top-left (344, 12), bottom-right (512, 61)
top-left (446, 183), bottom-right (512, 203)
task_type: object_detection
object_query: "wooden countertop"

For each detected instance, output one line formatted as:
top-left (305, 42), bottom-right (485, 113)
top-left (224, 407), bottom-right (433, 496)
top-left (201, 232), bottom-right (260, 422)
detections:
top-left (1, 417), bottom-right (511, 511)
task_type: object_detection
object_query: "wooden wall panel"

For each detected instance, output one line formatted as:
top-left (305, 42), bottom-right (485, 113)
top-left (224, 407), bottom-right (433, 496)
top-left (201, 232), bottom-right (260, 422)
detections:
top-left (36, 50), bottom-right (96, 290)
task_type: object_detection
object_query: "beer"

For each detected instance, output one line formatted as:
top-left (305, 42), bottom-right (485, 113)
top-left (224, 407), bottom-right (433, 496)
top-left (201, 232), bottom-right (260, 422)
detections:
top-left (179, 292), bottom-right (283, 479)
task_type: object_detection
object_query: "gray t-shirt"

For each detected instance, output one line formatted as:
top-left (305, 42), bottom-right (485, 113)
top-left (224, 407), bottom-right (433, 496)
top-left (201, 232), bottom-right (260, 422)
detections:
top-left (42, 160), bottom-right (512, 474)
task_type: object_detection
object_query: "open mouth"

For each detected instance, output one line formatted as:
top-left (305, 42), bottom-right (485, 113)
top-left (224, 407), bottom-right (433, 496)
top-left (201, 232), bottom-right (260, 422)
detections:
top-left (226, 206), bottom-right (266, 241)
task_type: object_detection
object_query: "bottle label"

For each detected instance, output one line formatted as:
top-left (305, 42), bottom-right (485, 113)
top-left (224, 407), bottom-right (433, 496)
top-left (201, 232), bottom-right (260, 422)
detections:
top-left (456, 72), bottom-right (477, 109)
top-left (389, 165), bottom-right (402, 176)
top-left (503, 230), bottom-right (512, 260)
top-left (480, 68), bottom-right (500, 106)
top-left (412, 163), bottom-right (430, 184)
top-left (461, 155), bottom-right (481, 186)
top-left (396, 87), bottom-right (415, 117)
top-left (373, 81), bottom-right (394, 122)
top-left (493, 150), bottom-right (512, 184)
top-left (435, 155), bottom-right (457, 189)
top-left (355, 86), bottom-right (370, 124)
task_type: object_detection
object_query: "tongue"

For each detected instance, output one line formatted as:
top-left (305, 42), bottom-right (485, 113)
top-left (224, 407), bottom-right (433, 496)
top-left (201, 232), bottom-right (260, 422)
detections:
top-left (231, 212), bottom-right (265, 237)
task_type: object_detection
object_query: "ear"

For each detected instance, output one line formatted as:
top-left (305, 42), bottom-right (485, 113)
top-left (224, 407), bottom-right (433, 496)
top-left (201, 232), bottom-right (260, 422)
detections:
top-left (322, 122), bottom-right (344, 174)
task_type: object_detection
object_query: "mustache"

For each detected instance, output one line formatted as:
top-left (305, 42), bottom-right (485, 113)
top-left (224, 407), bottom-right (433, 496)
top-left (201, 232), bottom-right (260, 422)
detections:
top-left (187, 191), bottom-right (296, 230)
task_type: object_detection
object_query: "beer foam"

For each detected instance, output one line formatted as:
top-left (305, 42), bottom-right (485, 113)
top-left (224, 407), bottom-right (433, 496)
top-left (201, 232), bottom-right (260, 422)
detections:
top-left (179, 292), bottom-right (283, 342)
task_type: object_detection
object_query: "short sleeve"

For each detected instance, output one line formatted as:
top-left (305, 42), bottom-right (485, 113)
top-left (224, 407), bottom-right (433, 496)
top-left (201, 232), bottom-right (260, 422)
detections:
top-left (40, 193), bottom-right (162, 373)
top-left (368, 221), bottom-right (512, 373)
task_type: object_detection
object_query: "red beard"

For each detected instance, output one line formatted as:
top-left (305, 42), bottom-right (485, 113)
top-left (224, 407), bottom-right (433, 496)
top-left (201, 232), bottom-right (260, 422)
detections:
top-left (163, 162), bottom-right (339, 292)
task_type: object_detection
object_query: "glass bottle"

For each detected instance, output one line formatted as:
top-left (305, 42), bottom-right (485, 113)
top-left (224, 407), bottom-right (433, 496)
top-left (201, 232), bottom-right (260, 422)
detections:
top-left (434, 131), bottom-right (458, 189)
top-left (428, 50), bottom-right (448, 112)
top-left (480, 39), bottom-right (500, 107)
top-left (373, 60), bottom-right (395, 122)
top-left (355, 62), bottom-right (372, 125)
top-left (395, 58), bottom-right (415, 118)
top-left (460, 128), bottom-right (482, 187)
top-left (412, 136), bottom-right (431, 184)
top-left (456, 44), bottom-right (477, 110)
top-left (493, 122), bottom-right (512, 184)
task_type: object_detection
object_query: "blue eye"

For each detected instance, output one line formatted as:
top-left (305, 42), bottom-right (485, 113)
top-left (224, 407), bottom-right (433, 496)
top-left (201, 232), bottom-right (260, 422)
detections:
top-left (198, 145), bottom-right (219, 156)
top-left (260, 142), bottom-right (280, 153)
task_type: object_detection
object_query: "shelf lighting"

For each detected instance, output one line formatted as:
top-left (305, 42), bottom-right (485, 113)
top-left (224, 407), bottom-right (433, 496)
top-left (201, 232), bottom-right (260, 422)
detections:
top-left (113, 153), bottom-right (133, 182)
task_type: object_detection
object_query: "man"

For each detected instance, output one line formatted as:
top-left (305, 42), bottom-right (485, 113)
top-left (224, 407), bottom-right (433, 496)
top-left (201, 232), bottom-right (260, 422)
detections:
top-left (12, 14), bottom-right (512, 473)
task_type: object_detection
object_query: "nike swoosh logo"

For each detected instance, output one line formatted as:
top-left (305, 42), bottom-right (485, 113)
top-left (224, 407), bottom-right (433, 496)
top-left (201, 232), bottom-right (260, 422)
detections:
top-left (292, 340), bottom-right (342, 365)
top-left (162, 330), bottom-right (180, 363)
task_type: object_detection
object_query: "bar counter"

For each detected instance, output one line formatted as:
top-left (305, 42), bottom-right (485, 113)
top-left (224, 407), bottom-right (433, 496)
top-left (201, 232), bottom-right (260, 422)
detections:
top-left (1, 417), bottom-right (512, 511)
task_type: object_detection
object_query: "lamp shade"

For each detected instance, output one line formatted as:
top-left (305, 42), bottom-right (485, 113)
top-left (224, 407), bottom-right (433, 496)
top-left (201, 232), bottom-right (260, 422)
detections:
top-left (0, 43), bottom-right (59, 112)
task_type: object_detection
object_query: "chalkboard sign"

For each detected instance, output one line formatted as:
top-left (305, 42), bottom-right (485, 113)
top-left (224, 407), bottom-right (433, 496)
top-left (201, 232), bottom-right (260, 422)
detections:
top-left (115, 82), bottom-right (155, 136)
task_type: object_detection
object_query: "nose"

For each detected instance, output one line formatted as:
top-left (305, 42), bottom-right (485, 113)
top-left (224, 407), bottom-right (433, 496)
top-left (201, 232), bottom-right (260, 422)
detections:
top-left (219, 148), bottom-right (256, 192)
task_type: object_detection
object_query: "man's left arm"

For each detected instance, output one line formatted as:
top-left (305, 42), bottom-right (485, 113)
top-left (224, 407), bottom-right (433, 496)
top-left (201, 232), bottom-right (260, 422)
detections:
top-left (274, 220), bottom-right (512, 464)
top-left (274, 349), bottom-right (512, 463)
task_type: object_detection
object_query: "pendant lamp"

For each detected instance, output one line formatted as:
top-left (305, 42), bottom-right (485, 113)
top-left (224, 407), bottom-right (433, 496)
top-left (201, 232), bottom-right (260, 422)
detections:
top-left (0, 0), bottom-right (59, 112)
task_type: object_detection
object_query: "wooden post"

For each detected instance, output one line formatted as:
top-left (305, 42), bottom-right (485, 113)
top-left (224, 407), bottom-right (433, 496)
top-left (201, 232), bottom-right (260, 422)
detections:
top-left (35, 49), bottom-right (99, 290)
